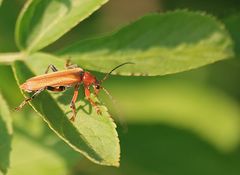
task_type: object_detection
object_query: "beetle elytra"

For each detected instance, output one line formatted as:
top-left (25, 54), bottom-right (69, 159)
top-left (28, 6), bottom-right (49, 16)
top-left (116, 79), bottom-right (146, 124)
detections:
top-left (15, 61), bottom-right (133, 121)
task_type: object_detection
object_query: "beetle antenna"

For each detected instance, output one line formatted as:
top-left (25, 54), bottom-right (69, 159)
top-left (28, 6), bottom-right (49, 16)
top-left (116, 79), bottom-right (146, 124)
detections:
top-left (101, 62), bottom-right (134, 83)
top-left (102, 87), bottom-right (115, 104)
top-left (102, 87), bottom-right (128, 132)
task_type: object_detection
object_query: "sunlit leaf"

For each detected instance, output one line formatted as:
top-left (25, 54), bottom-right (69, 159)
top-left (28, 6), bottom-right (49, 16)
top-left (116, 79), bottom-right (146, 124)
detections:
top-left (0, 93), bottom-right (13, 175)
top-left (106, 78), bottom-right (240, 152)
top-left (8, 133), bottom-right (67, 175)
top-left (15, 0), bottom-right (109, 52)
top-left (8, 111), bottom-right (80, 175)
top-left (58, 10), bottom-right (234, 76)
top-left (12, 53), bottom-right (120, 166)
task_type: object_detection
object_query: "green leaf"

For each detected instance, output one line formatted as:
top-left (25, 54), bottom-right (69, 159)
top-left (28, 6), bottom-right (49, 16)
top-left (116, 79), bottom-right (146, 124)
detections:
top-left (12, 53), bottom-right (120, 167)
top-left (0, 0), bottom-right (3, 6)
top-left (8, 133), bottom-right (69, 175)
top-left (58, 10), bottom-right (234, 76)
top-left (15, 0), bottom-right (109, 52)
top-left (107, 78), bottom-right (240, 152)
top-left (224, 14), bottom-right (240, 56)
top-left (68, 124), bottom-right (240, 175)
top-left (0, 93), bottom-right (13, 174)
top-left (8, 111), bottom-right (80, 175)
top-left (0, 64), bottom-right (22, 107)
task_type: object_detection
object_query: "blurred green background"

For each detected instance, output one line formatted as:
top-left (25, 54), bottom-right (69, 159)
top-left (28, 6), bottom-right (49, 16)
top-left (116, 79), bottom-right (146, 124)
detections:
top-left (1, 0), bottom-right (240, 174)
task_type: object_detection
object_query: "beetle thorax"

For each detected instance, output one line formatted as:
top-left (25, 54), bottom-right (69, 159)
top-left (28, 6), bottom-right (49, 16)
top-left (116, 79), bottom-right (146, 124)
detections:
top-left (82, 72), bottom-right (97, 86)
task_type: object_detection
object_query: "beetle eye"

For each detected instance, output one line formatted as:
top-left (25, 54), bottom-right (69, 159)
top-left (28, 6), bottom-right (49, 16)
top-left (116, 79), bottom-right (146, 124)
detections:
top-left (79, 71), bottom-right (84, 76)
top-left (95, 85), bottom-right (100, 89)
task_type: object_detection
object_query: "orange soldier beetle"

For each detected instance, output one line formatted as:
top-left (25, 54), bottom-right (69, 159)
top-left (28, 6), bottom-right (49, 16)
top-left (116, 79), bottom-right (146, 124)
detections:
top-left (15, 61), bottom-right (133, 121)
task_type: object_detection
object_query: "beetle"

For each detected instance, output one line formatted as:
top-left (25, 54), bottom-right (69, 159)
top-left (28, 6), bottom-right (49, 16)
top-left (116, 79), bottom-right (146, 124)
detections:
top-left (15, 61), bottom-right (133, 121)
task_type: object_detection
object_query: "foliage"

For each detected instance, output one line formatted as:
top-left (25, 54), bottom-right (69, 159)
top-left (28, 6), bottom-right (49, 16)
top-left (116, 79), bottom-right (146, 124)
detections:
top-left (59, 11), bottom-right (233, 76)
top-left (0, 94), bottom-right (12, 175)
top-left (0, 0), bottom-right (239, 174)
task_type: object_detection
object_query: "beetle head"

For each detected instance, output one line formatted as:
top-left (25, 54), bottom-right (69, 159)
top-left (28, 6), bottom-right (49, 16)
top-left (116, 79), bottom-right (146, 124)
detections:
top-left (82, 71), bottom-right (101, 95)
top-left (93, 81), bottom-right (101, 95)
top-left (83, 62), bottom-right (134, 96)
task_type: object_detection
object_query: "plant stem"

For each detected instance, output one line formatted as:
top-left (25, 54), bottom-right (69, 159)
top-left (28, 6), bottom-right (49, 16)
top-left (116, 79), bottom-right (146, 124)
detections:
top-left (0, 52), bottom-right (25, 64)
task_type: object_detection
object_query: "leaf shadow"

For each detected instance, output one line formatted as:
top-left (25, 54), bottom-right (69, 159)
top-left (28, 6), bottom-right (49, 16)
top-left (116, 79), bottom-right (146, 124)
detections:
top-left (14, 120), bottom-right (81, 169)
top-left (14, 61), bottom-right (104, 163)
top-left (0, 116), bottom-right (12, 174)
top-left (56, 86), bottom-right (93, 116)
top-left (72, 123), bottom-right (240, 175)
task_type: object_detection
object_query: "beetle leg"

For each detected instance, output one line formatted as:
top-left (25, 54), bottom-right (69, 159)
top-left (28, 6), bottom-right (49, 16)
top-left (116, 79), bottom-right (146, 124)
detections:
top-left (66, 64), bottom-right (79, 69)
top-left (15, 88), bottom-right (45, 111)
top-left (45, 64), bottom-right (58, 74)
top-left (65, 59), bottom-right (78, 69)
top-left (65, 59), bottom-right (71, 67)
top-left (69, 84), bottom-right (80, 121)
top-left (84, 87), bottom-right (101, 115)
top-left (47, 86), bottom-right (66, 92)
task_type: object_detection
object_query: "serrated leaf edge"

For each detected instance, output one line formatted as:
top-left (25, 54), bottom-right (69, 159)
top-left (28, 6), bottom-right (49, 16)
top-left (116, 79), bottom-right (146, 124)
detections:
top-left (58, 9), bottom-right (234, 76)
top-left (11, 62), bottom-right (120, 167)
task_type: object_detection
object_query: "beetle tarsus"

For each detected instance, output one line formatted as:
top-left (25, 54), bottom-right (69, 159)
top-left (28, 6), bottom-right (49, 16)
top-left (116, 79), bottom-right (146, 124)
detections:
top-left (15, 98), bottom-right (31, 111)
top-left (87, 97), bottom-right (101, 115)
top-left (45, 64), bottom-right (58, 74)
top-left (15, 88), bottom-right (44, 111)
top-left (69, 84), bottom-right (80, 122)
top-left (96, 107), bottom-right (102, 115)
top-left (16, 62), bottom-right (131, 122)
top-left (70, 102), bottom-right (76, 122)
top-left (84, 87), bottom-right (102, 115)
top-left (64, 59), bottom-right (78, 69)
top-left (65, 59), bottom-right (72, 68)
top-left (70, 116), bottom-right (75, 122)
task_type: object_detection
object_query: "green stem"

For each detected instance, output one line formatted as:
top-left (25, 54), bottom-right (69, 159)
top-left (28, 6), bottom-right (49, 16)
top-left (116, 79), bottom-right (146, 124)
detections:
top-left (0, 52), bottom-right (26, 64)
